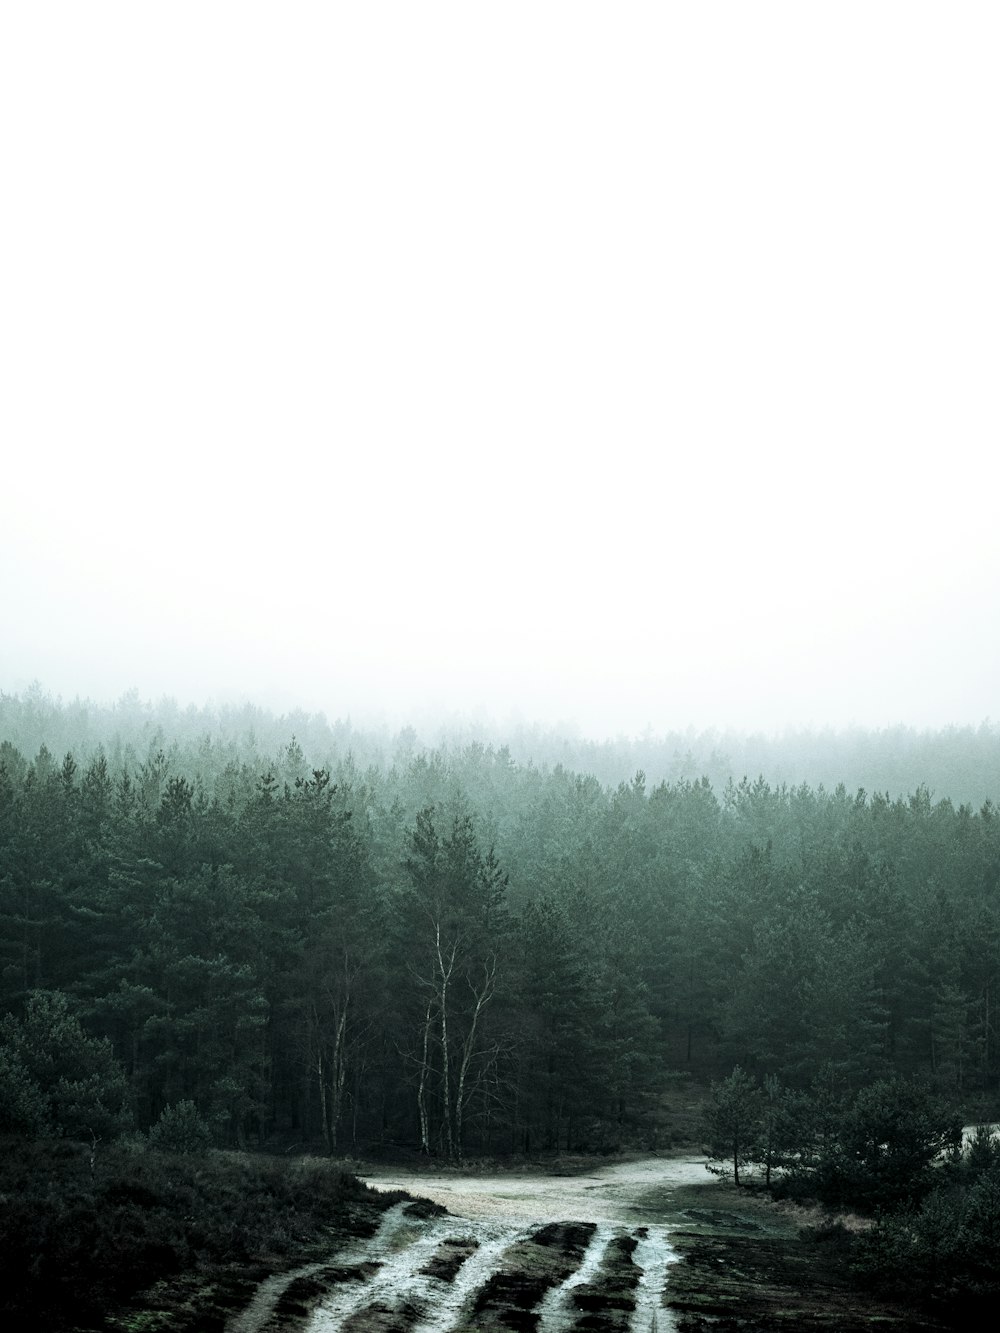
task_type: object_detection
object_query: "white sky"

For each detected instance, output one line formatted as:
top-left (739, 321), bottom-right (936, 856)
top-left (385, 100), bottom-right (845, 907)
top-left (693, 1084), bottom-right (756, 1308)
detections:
top-left (2, 2), bottom-right (998, 737)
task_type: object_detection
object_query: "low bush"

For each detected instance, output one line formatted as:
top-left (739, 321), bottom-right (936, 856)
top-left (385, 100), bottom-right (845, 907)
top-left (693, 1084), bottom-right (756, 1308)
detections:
top-left (147, 1100), bottom-right (213, 1153)
top-left (852, 1131), bottom-right (1000, 1316)
top-left (0, 1137), bottom-right (395, 1331)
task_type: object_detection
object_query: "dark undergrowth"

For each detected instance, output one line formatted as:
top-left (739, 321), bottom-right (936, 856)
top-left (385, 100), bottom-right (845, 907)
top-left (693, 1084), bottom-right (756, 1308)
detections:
top-left (0, 1136), bottom-right (404, 1332)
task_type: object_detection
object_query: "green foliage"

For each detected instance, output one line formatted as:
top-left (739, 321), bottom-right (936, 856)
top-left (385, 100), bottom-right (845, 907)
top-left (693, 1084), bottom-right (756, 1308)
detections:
top-left (810, 1078), bottom-right (960, 1211)
top-left (753, 1073), bottom-right (799, 1186)
top-left (959, 1164), bottom-right (1000, 1274)
top-left (514, 894), bottom-right (608, 1150)
top-left (6, 694), bottom-right (1000, 1331)
top-left (402, 808), bottom-right (511, 1160)
top-left (770, 1076), bottom-right (961, 1214)
top-left (3, 696), bottom-right (1000, 1160)
top-left (0, 1044), bottom-right (48, 1133)
top-left (854, 1133), bottom-right (1000, 1310)
top-left (703, 1066), bottom-right (761, 1186)
top-left (0, 991), bottom-right (132, 1140)
top-left (705, 1068), bottom-right (962, 1217)
top-left (960, 1122), bottom-right (1000, 1177)
top-left (721, 889), bottom-right (887, 1086)
top-left (147, 1100), bottom-right (213, 1154)
top-left (0, 1136), bottom-right (393, 1332)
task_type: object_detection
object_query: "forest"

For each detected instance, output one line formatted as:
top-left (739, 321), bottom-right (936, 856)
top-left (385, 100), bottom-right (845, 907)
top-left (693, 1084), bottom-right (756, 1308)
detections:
top-left (2, 690), bottom-right (999, 1163)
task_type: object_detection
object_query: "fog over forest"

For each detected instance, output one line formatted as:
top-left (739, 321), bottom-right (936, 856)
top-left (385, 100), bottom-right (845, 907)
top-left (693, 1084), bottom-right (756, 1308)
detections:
top-left (3, 4), bottom-right (1000, 1329)
top-left (4, 687), bottom-right (1000, 811)
top-left (3, 6), bottom-right (999, 743)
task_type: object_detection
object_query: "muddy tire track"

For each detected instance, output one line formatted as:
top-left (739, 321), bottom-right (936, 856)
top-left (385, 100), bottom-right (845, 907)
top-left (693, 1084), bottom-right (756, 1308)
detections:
top-left (226, 1259), bottom-right (333, 1333)
top-left (230, 1210), bottom-right (677, 1332)
top-left (231, 1158), bottom-right (698, 1332)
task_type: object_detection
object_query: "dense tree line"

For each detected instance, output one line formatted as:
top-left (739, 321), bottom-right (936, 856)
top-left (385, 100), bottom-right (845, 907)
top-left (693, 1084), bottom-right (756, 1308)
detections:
top-left (5, 686), bottom-right (1000, 807)
top-left (2, 704), bottom-right (1000, 1159)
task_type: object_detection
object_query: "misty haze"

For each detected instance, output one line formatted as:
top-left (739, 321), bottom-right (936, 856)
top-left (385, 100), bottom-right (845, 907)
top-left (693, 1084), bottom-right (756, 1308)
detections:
top-left (3, 2), bottom-right (999, 1332)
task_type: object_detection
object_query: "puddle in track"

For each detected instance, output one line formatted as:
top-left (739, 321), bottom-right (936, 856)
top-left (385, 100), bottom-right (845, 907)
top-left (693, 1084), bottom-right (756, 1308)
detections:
top-left (226, 1259), bottom-right (330, 1333)
top-left (236, 1157), bottom-right (705, 1331)
top-left (408, 1219), bottom-right (530, 1333)
top-left (308, 1203), bottom-right (448, 1330)
top-left (535, 1223), bottom-right (615, 1332)
top-left (304, 1203), bottom-right (535, 1333)
top-left (631, 1226), bottom-right (680, 1333)
top-left (361, 1155), bottom-right (704, 1329)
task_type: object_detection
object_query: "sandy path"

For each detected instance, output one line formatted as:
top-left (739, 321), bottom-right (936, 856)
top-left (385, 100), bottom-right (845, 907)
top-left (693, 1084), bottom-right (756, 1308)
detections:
top-left (359, 1154), bottom-right (709, 1226)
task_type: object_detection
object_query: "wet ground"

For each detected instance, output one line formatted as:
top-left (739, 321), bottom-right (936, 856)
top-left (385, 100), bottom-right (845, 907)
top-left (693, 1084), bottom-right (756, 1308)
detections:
top-left (362, 1156), bottom-right (713, 1227)
top-left (226, 1155), bottom-right (939, 1333)
top-left (225, 1156), bottom-right (705, 1333)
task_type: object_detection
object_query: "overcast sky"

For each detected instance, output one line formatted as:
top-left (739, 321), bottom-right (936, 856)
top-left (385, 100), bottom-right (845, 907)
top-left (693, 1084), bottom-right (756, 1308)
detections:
top-left (2, 2), bottom-right (998, 738)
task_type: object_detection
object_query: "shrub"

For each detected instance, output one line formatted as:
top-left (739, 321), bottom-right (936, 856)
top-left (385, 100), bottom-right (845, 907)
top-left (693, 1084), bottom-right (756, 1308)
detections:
top-left (774, 1077), bottom-right (961, 1213)
top-left (0, 1046), bottom-right (48, 1133)
top-left (820, 1079), bottom-right (960, 1211)
top-left (0, 991), bottom-right (132, 1140)
top-left (0, 1137), bottom-right (395, 1330)
top-left (147, 1101), bottom-right (213, 1154)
